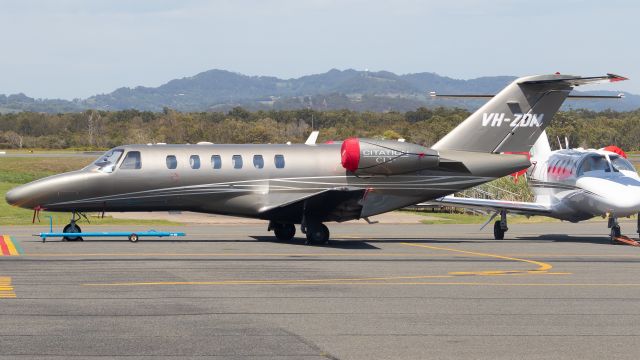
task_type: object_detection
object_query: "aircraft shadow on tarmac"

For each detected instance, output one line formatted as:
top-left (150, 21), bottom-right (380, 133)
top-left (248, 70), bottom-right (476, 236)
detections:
top-left (512, 234), bottom-right (613, 245)
top-left (251, 236), bottom-right (380, 249)
top-left (33, 236), bottom-right (382, 249)
top-left (29, 235), bottom-right (614, 247)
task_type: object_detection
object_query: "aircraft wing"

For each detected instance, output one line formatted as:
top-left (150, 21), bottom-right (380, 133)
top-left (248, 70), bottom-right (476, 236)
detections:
top-left (433, 195), bottom-right (553, 216)
top-left (259, 188), bottom-right (367, 223)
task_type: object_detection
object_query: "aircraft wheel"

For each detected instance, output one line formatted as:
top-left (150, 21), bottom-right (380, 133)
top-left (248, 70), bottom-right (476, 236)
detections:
top-left (129, 233), bottom-right (139, 243)
top-left (610, 225), bottom-right (621, 243)
top-left (305, 223), bottom-right (330, 245)
top-left (493, 221), bottom-right (505, 240)
top-left (63, 223), bottom-right (83, 242)
top-left (274, 224), bottom-right (296, 242)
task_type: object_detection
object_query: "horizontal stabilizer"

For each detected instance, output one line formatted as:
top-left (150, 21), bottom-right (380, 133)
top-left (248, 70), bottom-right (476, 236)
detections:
top-left (430, 92), bottom-right (625, 100)
top-left (519, 73), bottom-right (628, 86)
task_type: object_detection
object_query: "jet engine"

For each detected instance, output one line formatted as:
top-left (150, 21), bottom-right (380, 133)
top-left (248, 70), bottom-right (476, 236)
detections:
top-left (340, 138), bottom-right (439, 175)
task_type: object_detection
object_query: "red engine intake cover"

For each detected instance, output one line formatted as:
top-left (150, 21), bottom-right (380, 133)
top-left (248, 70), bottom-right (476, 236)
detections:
top-left (341, 137), bottom-right (361, 172)
top-left (603, 145), bottom-right (627, 159)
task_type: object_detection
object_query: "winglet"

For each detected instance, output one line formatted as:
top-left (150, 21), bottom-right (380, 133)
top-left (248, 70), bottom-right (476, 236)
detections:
top-left (305, 131), bottom-right (319, 145)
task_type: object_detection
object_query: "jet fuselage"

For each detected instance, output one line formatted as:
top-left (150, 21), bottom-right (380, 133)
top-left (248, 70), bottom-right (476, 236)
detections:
top-left (6, 142), bottom-right (529, 224)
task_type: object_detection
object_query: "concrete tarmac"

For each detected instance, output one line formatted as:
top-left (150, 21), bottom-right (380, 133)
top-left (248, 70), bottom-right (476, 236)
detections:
top-left (2, 220), bottom-right (640, 359)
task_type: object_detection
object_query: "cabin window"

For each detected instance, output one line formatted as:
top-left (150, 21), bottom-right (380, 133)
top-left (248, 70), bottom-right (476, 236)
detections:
top-left (274, 154), bottom-right (285, 169)
top-left (232, 155), bottom-right (243, 169)
top-left (120, 151), bottom-right (141, 170)
top-left (577, 155), bottom-right (610, 175)
top-left (190, 155), bottom-right (201, 169)
top-left (94, 149), bottom-right (123, 173)
top-left (253, 155), bottom-right (264, 169)
top-left (166, 155), bottom-right (177, 169)
top-left (211, 155), bottom-right (222, 169)
top-left (610, 155), bottom-right (636, 172)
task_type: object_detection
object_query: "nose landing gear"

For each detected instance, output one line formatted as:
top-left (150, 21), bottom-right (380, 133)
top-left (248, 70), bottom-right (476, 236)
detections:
top-left (62, 212), bottom-right (86, 241)
top-left (609, 215), bottom-right (640, 246)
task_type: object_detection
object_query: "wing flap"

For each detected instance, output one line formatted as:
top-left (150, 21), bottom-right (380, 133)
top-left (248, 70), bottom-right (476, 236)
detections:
top-left (259, 188), bottom-right (367, 223)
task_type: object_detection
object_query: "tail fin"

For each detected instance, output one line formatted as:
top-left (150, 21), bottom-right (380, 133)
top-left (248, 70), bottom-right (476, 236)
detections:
top-left (531, 130), bottom-right (552, 161)
top-left (431, 73), bottom-right (626, 153)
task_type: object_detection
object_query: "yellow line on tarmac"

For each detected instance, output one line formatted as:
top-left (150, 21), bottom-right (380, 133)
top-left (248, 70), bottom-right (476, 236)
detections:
top-left (0, 277), bottom-right (16, 298)
top-left (401, 242), bottom-right (553, 275)
top-left (83, 243), bottom-right (565, 287)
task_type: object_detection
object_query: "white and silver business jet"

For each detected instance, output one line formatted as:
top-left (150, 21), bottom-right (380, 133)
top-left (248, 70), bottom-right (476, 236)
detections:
top-left (437, 130), bottom-right (640, 242)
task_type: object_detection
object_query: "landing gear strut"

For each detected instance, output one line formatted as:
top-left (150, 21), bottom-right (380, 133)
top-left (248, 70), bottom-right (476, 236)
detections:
top-left (609, 216), bottom-right (621, 243)
top-left (268, 221), bottom-right (296, 242)
top-left (493, 210), bottom-right (508, 240)
top-left (62, 212), bottom-right (84, 241)
top-left (607, 215), bottom-right (640, 246)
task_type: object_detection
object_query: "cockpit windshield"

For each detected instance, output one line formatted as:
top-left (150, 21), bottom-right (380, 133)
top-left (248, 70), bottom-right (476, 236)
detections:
top-left (577, 154), bottom-right (610, 175)
top-left (610, 155), bottom-right (637, 173)
top-left (93, 149), bottom-right (123, 173)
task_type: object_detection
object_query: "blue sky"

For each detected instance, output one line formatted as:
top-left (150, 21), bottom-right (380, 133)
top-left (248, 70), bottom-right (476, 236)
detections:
top-left (0, 0), bottom-right (637, 99)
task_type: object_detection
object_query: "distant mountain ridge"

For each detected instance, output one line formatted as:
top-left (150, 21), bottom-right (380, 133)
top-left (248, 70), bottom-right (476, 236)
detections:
top-left (1, 69), bottom-right (638, 113)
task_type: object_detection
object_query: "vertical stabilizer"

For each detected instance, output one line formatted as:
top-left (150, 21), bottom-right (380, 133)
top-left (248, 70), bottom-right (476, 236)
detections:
top-left (431, 73), bottom-right (626, 153)
top-left (531, 130), bottom-right (552, 161)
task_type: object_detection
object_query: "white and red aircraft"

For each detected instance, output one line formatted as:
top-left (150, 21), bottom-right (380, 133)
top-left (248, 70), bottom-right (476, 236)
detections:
top-left (437, 130), bottom-right (640, 242)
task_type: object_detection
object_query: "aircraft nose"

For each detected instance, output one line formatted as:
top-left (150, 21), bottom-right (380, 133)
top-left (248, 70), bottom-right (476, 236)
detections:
top-left (580, 176), bottom-right (640, 216)
top-left (5, 183), bottom-right (39, 209)
top-left (5, 187), bottom-right (18, 205)
top-left (607, 187), bottom-right (640, 213)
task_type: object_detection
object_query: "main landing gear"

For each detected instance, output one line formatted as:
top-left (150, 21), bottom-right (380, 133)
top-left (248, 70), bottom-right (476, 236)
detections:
top-left (268, 221), bottom-right (296, 242)
top-left (268, 220), bottom-right (331, 245)
top-left (63, 212), bottom-right (85, 241)
top-left (493, 210), bottom-right (508, 240)
top-left (303, 223), bottom-right (330, 245)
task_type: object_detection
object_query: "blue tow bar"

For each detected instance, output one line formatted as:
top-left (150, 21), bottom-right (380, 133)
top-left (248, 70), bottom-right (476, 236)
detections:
top-left (37, 216), bottom-right (186, 243)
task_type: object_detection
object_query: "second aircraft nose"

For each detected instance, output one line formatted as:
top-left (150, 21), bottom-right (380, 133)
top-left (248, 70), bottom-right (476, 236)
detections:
top-left (579, 176), bottom-right (640, 217)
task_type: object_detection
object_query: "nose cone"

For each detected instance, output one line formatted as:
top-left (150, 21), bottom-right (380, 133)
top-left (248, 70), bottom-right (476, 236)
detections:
top-left (5, 183), bottom-right (41, 209)
top-left (5, 187), bottom-right (18, 206)
top-left (5, 170), bottom-right (94, 210)
top-left (578, 175), bottom-right (640, 216)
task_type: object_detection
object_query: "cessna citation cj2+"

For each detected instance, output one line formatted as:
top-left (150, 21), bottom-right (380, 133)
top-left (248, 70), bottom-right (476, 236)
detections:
top-left (6, 73), bottom-right (626, 244)
top-left (437, 129), bottom-right (640, 242)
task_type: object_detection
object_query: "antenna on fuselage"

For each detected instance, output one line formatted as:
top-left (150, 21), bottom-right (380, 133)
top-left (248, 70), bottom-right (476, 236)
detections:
top-left (305, 131), bottom-right (320, 145)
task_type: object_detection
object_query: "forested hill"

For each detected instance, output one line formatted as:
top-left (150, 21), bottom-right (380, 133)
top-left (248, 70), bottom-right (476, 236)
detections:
top-left (1, 69), bottom-right (638, 113)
